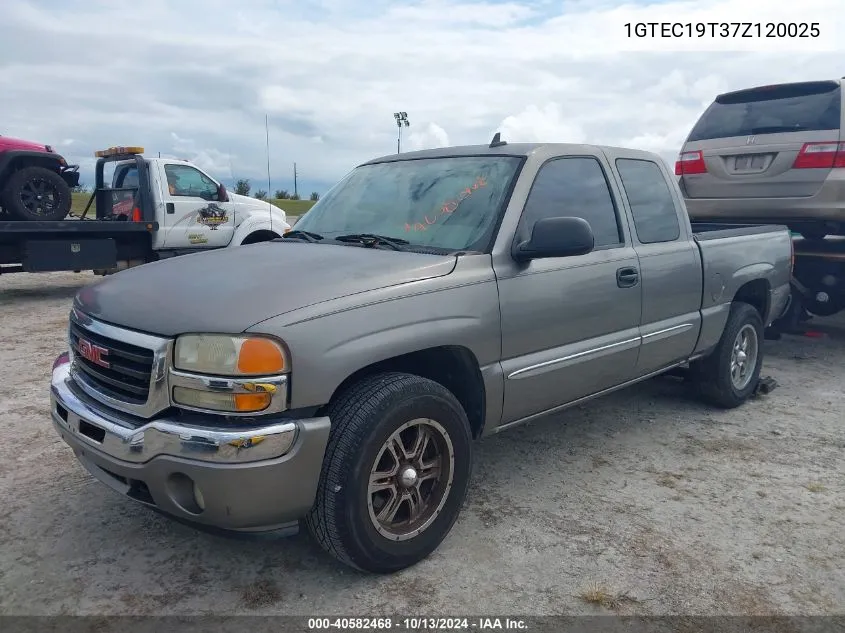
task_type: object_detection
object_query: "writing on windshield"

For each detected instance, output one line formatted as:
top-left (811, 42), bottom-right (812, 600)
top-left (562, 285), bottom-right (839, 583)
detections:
top-left (291, 155), bottom-right (523, 252)
top-left (404, 176), bottom-right (488, 233)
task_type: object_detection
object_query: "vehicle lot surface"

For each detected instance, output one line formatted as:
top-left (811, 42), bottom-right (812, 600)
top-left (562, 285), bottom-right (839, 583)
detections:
top-left (1, 271), bottom-right (843, 616)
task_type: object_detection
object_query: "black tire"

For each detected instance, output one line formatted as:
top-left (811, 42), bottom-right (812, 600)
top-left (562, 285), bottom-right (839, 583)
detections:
top-left (799, 228), bottom-right (827, 241)
top-left (305, 372), bottom-right (473, 573)
top-left (804, 296), bottom-right (842, 317)
top-left (770, 286), bottom-right (809, 334)
top-left (691, 302), bottom-right (764, 409)
top-left (1, 166), bottom-right (71, 221)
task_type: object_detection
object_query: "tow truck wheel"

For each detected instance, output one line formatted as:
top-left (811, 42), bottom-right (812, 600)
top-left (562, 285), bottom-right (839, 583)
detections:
top-left (799, 227), bottom-right (827, 241)
top-left (305, 372), bottom-right (472, 573)
top-left (692, 302), bottom-right (764, 409)
top-left (1, 166), bottom-right (71, 222)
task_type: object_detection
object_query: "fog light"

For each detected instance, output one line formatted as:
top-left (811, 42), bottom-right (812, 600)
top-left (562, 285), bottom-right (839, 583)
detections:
top-left (172, 386), bottom-right (271, 413)
top-left (193, 481), bottom-right (205, 511)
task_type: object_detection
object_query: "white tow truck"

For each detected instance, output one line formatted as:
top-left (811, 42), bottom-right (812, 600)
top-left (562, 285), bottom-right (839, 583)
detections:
top-left (0, 146), bottom-right (290, 275)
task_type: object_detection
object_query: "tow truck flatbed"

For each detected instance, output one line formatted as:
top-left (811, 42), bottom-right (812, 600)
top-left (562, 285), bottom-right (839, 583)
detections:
top-left (0, 219), bottom-right (158, 234)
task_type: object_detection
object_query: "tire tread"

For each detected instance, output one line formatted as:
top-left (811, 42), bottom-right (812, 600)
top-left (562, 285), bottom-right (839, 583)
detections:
top-left (305, 372), bottom-right (469, 572)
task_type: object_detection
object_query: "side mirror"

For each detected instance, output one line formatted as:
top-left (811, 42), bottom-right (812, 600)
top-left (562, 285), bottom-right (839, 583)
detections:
top-left (217, 183), bottom-right (229, 202)
top-left (513, 216), bottom-right (595, 262)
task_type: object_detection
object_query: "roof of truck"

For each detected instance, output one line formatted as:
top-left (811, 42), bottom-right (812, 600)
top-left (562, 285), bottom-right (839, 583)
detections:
top-left (362, 142), bottom-right (661, 165)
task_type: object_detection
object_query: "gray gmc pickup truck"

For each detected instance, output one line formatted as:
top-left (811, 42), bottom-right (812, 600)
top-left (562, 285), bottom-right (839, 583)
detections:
top-left (50, 140), bottom-right (793, 573)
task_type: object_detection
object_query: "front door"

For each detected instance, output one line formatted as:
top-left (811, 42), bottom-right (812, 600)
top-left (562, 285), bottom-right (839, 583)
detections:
top-left (160, 162), bottom-right (235, 249)
top-left (495, 154), bottom-right (643, 425)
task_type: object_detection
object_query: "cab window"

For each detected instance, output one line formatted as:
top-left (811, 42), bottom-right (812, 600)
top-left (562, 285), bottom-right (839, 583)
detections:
top-left (164, 164), bottom-right (219, 200)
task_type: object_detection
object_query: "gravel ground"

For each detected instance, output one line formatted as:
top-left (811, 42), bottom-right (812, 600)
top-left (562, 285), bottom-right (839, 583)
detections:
top-left (1, 271), bottom-right (843, 616)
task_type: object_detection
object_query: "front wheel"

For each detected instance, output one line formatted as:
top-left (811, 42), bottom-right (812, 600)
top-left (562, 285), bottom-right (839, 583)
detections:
top-left (691, 302), bottom-right (764, 409)
top-left (305, 372), bottom-right (473, 573)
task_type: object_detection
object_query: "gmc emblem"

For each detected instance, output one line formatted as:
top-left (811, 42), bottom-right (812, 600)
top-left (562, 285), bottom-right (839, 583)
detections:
top-left (77, 338), bottom-right (110, 369)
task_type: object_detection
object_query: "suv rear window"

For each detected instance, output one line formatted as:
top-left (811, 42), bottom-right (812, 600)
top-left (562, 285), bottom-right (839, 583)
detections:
top-left (687, 81), bottom-right (841, 141)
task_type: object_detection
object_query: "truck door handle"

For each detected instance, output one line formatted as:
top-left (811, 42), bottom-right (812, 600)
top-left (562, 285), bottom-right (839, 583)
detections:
top-left (166, 203), bottom-right (175, 214)
top-left (616, 267), bottom-right (639, 288)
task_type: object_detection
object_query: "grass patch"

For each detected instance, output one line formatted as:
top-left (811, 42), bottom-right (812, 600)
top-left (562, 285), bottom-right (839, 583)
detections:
top-left (240, 578), bottom-right (282, 608)
top-left (269, 199), bottom-right (316, 215)
top-left (70, 192), bottom-right (315, 217)
top-left (577, 583), bottom-right (642, 611)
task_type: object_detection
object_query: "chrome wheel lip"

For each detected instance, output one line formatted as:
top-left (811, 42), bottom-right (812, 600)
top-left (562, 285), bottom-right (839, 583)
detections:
top-left (366, 418), bottom-right (455, 542)
top-left (730, 323), bottom-right (759, 390)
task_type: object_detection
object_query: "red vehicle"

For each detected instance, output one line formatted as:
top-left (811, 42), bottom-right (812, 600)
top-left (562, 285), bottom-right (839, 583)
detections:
top-left (0, 135), bottom-right (80, 221)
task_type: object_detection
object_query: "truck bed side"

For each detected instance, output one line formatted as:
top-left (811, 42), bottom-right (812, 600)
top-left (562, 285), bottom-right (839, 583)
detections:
top-left (691, 223), bottom-right (793, 355)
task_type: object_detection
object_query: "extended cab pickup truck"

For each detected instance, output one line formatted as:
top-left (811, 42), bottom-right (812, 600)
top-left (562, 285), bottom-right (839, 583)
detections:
top-left (50, 140), bottom-right (793, 573)
top-left (1, 146), bottom-right (289, 275)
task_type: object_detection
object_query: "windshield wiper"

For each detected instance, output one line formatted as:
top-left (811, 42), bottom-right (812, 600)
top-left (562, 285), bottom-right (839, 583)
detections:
top-left (334, 233), bottom-right (410, 250)
top-left (282, 230), bottom-right (324, 243)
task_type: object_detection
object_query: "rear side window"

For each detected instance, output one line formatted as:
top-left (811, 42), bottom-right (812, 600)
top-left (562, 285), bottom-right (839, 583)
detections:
top-left (520, 157), bottom-right (622, 248)
top-left (114, 166), bottom-right (139, 189)
top-left (615, 159), bottom-right (680, 244)
top-left (687, 81), bottom-right (841, 141)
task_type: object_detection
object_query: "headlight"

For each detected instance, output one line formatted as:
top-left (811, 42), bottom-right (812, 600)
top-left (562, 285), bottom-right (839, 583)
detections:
top-left (174, 334), bottom-right (287, 376)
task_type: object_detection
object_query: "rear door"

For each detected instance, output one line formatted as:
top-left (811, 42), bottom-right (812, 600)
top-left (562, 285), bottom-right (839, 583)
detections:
top-left (611, 152), bottom-right (704, 375)
top-left (679, 80), bottom-right (843, 199)
top-left (158, 162), bottom-right (235, 248)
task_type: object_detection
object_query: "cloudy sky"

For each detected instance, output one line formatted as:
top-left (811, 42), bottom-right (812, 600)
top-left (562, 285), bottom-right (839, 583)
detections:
top-left (1, 0), bottom-right (842, 196)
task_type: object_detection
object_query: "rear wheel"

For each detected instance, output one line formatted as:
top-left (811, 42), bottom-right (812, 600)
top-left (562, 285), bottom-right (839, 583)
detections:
top-left (804, 294), bottom-right (843, 317)
top-left (770, 286), bottom-right (810, 333)
top-left (799, 227), bottom-right (827, 241)
top-left (1, 166), bottom-right (71, 221)
top-left (692, 302), bottom-right (764, 409)
top-left (305, 372), bottom-right (472, 573)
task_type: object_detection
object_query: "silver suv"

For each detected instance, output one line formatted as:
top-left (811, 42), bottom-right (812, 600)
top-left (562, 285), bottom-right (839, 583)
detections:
top-left (677, 79), bottom-right (845, 240)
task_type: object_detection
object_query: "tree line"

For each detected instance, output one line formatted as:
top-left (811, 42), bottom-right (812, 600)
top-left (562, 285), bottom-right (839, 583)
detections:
top-left (234, 178), bottom-right (319, 202)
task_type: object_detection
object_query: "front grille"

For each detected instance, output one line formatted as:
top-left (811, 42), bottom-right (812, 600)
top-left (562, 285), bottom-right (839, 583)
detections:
top-left (69, 320), bottom-right (154, 405)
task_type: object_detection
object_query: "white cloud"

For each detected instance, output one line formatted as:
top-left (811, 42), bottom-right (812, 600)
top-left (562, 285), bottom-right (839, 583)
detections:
top-left (496, 104), bottom-right (588, 145)
top-left (407, 122), bottom-right (450, 151)
top-left (0, 0), bottom-right (843, 191)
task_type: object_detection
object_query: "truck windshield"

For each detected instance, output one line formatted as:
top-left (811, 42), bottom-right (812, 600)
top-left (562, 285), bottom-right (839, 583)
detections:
top-left (293, 156), bottom-right (523, 252)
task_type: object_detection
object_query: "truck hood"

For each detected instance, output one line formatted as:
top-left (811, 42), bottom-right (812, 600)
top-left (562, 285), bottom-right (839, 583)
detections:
top-left (0, 135), bottom-right (48, 152)
top-left (229, 192), bottom-right (283, 217)
top-left (74, 242), bottom-right (457, 336)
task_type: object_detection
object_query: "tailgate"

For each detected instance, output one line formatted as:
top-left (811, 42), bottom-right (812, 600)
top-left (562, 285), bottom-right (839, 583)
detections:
top-left (680, 81), bottom-right (842, 199)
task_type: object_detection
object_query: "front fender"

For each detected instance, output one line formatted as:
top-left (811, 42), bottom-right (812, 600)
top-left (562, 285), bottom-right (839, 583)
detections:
top-left (0, 150), bottom-right (65, 181)
top-left (245, 256), bottom-right (503, 413)
top-left (232, 208), bottom-right (290, 245)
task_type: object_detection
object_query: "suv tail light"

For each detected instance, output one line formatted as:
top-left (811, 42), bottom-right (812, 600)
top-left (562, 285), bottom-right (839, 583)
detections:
top-left (675, 150), bottom-right (707, 175)
top-left (792, 141), bottom-right (845, 169)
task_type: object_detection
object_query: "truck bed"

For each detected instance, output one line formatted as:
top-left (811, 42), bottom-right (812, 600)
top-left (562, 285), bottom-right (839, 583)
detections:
top-left (689, 221), bottom-right (793, 343)
top-left (690, 222), bottom-right (790, 241)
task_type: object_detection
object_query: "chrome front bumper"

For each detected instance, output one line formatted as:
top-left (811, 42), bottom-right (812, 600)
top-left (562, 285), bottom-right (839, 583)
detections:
top-left (50, 357), bottom-right (331, 532)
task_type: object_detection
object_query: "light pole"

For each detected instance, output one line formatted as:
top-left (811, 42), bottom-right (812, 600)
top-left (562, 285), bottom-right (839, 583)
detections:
top-left (394, 111), bottom-right (409, 153)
